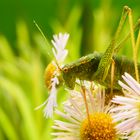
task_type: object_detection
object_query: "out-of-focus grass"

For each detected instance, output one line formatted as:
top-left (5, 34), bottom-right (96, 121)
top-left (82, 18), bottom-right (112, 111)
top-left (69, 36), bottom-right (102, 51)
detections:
top-left (0, 22), bottom-right (49, 140)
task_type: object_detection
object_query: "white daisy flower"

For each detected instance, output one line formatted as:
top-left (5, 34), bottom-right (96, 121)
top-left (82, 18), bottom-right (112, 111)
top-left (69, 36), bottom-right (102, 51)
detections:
top-left (35, 33), bottom-right (69, 118)
top-left (43, 76), bottom-right (59, 118)
top-left (111, 72), bottom-right (140, 139)
top-left (52, 33), bottom-right (69, 63)
top-left (52, 82), bottom-right (127, 140)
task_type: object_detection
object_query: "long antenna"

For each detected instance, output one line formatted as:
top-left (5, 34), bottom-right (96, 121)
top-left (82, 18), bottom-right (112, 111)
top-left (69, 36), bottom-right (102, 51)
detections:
top-left (33, 20), bottom-right (53, 58)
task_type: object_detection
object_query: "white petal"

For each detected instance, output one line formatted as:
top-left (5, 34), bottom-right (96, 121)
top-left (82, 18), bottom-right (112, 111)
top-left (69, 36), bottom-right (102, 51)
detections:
top-left (43, 77), bottom-right (59, 118)
top-left (118, 80), bottom-right (136, 95)
top-left (124, 72), bottom-right (140, 93)
top-left (51, 33), bottom-right (69, 63)
top-left (122, 74), bottom-right (140, 95)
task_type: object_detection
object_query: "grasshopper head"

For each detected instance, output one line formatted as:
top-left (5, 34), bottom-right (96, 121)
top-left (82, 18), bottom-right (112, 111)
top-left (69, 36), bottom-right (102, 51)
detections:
top-left (62, 67), bottom-right (76, 89)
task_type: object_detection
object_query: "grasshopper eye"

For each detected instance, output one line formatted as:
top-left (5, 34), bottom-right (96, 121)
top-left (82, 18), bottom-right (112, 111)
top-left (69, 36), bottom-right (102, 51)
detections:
top-left (63, 67), bottom-right (68, 73)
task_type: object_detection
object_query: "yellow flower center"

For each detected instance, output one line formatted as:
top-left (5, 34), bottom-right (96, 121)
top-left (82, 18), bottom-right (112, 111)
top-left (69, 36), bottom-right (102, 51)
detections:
top-left (80, 113), bottom-right (116, 140)
top-left (44, 62), bottom-right (57, 89)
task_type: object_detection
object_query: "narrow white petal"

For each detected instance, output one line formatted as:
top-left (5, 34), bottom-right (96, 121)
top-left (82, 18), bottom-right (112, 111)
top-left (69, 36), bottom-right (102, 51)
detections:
top-left (55, 110), bottom-right (81, 125)
top-left (122, 74), bottom-right (140, 95)
top-left (118, 80), bottom-right (136, 94)
top-left (51, 32), bottom-right (69, 63)
top-left (124, 72), bottom-right (140, 93)
top-left (43, 77), bottom-right (59, 118)
top-left (116, 117), bottom-right (137, 133)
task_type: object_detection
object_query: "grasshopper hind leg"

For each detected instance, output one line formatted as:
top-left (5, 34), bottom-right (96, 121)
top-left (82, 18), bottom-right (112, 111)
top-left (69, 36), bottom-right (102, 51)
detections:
top-left (92, 6), bottom-right (130, 83)
top-left (92, 6), bottom-right (140, 88)
top-left (114, 7), bottom-right (140, 82)
top-left (127, 7), bottom-right (140, 82)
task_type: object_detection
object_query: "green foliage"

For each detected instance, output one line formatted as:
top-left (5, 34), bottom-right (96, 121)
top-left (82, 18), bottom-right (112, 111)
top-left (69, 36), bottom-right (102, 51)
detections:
top-left (0, 21), bottom-right (51, 140)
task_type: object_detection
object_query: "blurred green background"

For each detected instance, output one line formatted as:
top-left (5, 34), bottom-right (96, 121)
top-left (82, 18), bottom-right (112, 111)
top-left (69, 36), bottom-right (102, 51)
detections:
top-left (0, 0), bottom-right (140, 140)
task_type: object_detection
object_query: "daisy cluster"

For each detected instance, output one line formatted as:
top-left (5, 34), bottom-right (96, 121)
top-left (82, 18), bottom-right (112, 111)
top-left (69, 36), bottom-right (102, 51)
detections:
top-left (41, 32), bottom-right (140, 140)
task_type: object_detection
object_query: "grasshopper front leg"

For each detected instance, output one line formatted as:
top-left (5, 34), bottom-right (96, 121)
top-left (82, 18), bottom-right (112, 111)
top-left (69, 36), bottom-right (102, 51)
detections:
top-left (92, 6), bottom-right (131, 83)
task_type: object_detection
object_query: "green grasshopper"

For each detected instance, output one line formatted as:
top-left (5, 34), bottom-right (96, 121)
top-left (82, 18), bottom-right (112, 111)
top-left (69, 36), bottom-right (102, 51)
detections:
top-left (42, 6), bottom-right (140, 118)
top-left (62, 51), bottom-right (140, 90)
top-left (61, 6), bottom-right (140, 91)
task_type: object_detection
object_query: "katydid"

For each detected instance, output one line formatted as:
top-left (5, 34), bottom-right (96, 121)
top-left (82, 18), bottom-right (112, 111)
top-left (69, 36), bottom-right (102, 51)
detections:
top-left (60, 6), bottom-right (140, 91)
top-left (42, 6), bottom-right (140, 118)
top-left (62, 52), bottom-right (140, 90)
top-left (44, 6), bottom-right (140, 93)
